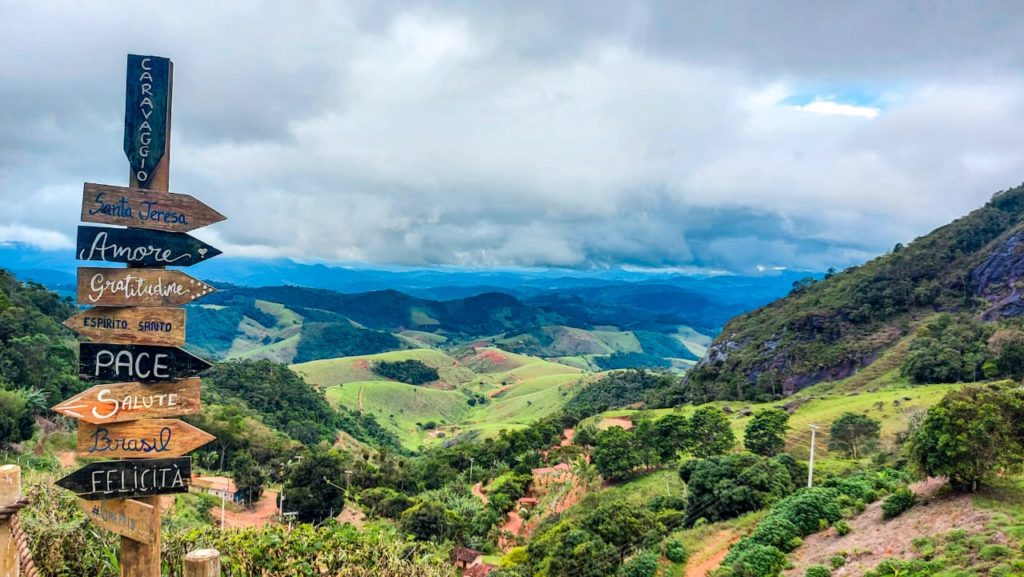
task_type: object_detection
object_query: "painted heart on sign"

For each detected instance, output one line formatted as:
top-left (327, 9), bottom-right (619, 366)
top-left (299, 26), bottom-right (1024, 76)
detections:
top-left (198, 248), bottom-right (207, 257)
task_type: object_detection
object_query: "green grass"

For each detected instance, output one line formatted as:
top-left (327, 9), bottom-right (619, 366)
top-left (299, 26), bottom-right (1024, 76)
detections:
top-left (324, 381), bottom-right (470, 449)
top-left (467, 374), bottom-right (585, 426)
top-left (292, 349), bottom-right (476, 388)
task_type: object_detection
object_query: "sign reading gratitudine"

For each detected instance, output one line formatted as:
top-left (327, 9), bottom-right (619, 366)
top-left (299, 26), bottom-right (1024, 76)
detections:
top-left (57, 457), bottom-right (192, 501)
top-left (124, 55), bottom-right (170, 189)
top-left (79, 343), bottom-right (212, 382)
top-left (81, 183), bottom-right (226, 233)
top-left (77, 267), bottom-right (215, 307)
top-left (77, 225), bottom-right (221, 267)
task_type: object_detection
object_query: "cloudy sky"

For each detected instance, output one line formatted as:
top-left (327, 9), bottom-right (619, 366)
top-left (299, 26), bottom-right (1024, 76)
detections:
top-left (2, 1), bottom-right (1023, 273)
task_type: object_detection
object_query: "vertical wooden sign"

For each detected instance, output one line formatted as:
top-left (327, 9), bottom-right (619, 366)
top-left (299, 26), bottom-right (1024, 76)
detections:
top-left (124, 54), bottom-right (172, 191)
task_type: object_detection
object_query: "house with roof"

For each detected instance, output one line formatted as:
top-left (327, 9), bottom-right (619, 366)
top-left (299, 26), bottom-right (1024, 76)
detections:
top-left (190, 475), bottom-right (242, 503)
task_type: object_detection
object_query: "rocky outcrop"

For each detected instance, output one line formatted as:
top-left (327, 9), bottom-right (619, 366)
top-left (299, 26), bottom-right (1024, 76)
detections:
top-left (972, 229), bottom-right (1024, 319)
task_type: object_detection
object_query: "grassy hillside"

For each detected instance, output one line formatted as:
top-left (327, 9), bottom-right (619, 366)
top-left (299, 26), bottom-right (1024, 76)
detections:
top-left (292, 349), bottom-right (476, 389)
top-left (688, 182), bottom-right (1024, 402)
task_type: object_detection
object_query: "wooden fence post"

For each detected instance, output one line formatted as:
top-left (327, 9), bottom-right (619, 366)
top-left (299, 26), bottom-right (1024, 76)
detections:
top-left (0, 465), bottom-right (20, 577)
top-left (184, 549), bottom-right (220, 577)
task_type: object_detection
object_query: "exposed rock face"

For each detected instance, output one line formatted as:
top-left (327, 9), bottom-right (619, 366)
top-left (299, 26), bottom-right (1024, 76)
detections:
top-left (972, 229), bottom-right (1024, 319)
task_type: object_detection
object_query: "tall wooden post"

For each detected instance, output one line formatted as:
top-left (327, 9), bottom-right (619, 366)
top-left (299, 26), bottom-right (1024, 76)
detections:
top-left (0, 465), bottom-right (20, 577)
top-left (184, 549), bottom-right (221, 577)
top-left (120, 55), bottom-right (175, 577)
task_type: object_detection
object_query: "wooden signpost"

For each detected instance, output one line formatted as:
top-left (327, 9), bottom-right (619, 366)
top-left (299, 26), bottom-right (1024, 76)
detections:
top-left (56, 457), bottom-right (193, 501)
top-left (64, 306), bottom-right (186, 347)
top-left (78, 419), bottom-right (215, 459)
top-left (82, 183), bottom-right (226, 232)
top-left (79, 343), bottom-right (212, 382)
top-left (79, 498), bottom-right (159, 544)
top-left (77, 267), bottom-right (216, 307)
top-left (54, 53), bottom-right (223, 577)
top-left (77, 225), bottom-right (222, 267)
top-left (53, 378), bottom-right (201, 424)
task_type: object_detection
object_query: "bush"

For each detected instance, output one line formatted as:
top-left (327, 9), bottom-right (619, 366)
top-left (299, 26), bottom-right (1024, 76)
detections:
top-left (666, 538), bottom-right (687, 563)
top-left (805, 566), bottom-right (831, 577)
top-left (881, 486), bottom-right (915, 518)
top-left (620, 551), bottom-right (659, 577)
top-left (682, 453), bottom-right (794, 526)
top-left (726, 542), bottom-right (787, 577)
top-left (834, 520), bottom-right (851, 536)
top-left (979, 544), bottom-right (1011, 561)
top-left (749, 516), bottom-right (802, 552)
top-left (829, 554), bottom-right (847, 569)
top-left (770, 488), bottom-right (842, 536)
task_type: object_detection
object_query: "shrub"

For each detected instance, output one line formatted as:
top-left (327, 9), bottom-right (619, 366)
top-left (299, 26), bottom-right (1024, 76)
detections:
top-left (750, 516), bottom-right (802, 552)
top-left (834, 520), bottom-right (851, 536)
top-left (829, 554), bottom-right (847, 569)
top-left (726, 542), bottom-right (787, 577)
top-left (770, 488), bottom-right (842, 536)
top-left (620, 551), bottom-right (659, 577)
top-left (666, 538), bottom-right (687, 563)
top-left (979, 544), bottom-right (1011, 561)
top-left (647, 494), bottom-right (687, 512)
top-left (805, 566), bottom-right (830, 577)
top-left (372, 359), bottom-right (439, 385)
top-left (880, 487), bottom-right (915, 518)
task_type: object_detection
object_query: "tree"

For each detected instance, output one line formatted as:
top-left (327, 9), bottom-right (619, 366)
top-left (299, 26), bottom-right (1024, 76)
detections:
top-left (282, 444), bottom-right (346, 523)
top-left (592, 426), bottom-right (640, 481)
top-left (744, 409), bottom-right (790, 457)
top-left (400, 499), bottom-right (460, 542)
top-left (690, 406), bottom-right (735, 458)
top-left (231, 451), bottom-right (266, 506)
top-left (828, 413), bottom-right (880, 459)
top-left (0, 390), bottom-right (33, 446)
top-left (653, 414), bottom-right (691, 462)
top-left (680, 453), bottom-right (794, 526)
top-left (573, 423), bottom-right (599, 449)
top-left (632, 418), bottom-right (659, 469)
top-left (581, 501), bottom-right (661, 555)
top-left (910, 384), bottom-right (1024, 492)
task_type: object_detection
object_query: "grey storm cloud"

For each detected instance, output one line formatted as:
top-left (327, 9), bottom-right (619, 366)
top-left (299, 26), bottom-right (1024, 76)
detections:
top-left (2, 0), bottom-right (1024, 272)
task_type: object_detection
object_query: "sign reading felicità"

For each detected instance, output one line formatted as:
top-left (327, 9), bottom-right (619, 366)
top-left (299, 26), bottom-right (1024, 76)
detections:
top-left (54, 54), bottom-right (224, 576)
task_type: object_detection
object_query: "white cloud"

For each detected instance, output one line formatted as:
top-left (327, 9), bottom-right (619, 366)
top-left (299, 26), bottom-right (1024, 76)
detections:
top-left (793, 99), bottom-right (881, 119)
top-left (0, 226), bottom-right (72, 251)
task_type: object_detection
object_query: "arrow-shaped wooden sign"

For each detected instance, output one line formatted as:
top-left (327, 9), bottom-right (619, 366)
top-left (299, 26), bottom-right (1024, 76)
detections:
top-left (53, 378), bottom-right (200, 424)
top-left (78, 497), bottom-right (158, 544)
top-left (57, 457), bottom-right (192, 501)
top-left (77, 225), bottom-right (221, 268)
top-left (81, 182), bottom-right (225, 233)
top-left (77, 418), bottom-right (215, 459)
top-left (77, 267), bottom-right (215, 307)
top-left (64, 306), bottom-right (185, 347)
top-left (79, 343), bottom-right (212, 382)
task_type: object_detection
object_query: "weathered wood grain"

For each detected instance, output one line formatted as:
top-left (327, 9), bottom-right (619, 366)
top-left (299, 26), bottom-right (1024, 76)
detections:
top-left (82, 183), bottom-right (225, 233)
top-left (79, 343), bottom-right (212, 382)
top-left (124, 55), bottom-right (171, 191)
top-left (57, 457), bottom-right (191, 501)
top-left (78, 497), bottom-right (158, 544)
top-left (53, 378), bottom-right (200, 424)
top-left (77, 267), bottom-right (215, 307)
top-left (0, 465), bottom-right (19, 577)
top-left (77, 226), bottom-right (221, 267)
top-left (77, 419), bottom-right (215, 459)
top-left (64, 306), bottom-right (185, 347)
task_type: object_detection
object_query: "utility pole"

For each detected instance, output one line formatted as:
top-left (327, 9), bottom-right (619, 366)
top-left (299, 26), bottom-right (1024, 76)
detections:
top-left (469, 457), bottom-right (474, 484)
top-left (807, 425), bottom-right (819, 488)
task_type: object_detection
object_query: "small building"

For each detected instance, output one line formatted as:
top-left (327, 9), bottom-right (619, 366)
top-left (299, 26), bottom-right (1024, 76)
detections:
top-left (190, 475), bottom-right (241, 503)
top-left (451, 546), bottom-right (484, 569)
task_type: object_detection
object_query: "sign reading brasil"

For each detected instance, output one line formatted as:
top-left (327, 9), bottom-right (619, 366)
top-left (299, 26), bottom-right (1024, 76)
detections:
top-left (124, 54), bottom-right (170, 189)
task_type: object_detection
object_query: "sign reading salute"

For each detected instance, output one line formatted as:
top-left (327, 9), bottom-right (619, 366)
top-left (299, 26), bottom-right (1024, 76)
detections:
top-left (79, 343), bottom-right (212, 382)
top-left (81, 183), bottom-right (226, 233)
top-left (77, 419), bottom-right (215, 459)
top-left (77, 267), bottom-right (215, 307)
top-left (77, 226), bottom-right (221, 267)
top-left (64, 306), bottom-right (185, 347)
top-left (53, 378), bottom-right (201, 424)
top-left (57, 457), bottom-right (192, 501)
